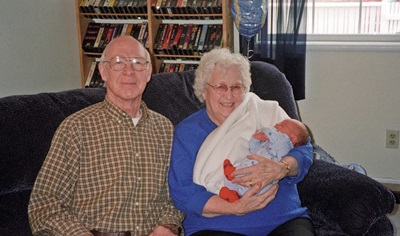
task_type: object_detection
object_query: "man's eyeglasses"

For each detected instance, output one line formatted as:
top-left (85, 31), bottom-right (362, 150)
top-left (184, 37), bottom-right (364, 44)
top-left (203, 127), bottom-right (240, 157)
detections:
top-left (207, 83), bottom-right (245, 95)
top-left (102, 56), bottom-right (149, 71)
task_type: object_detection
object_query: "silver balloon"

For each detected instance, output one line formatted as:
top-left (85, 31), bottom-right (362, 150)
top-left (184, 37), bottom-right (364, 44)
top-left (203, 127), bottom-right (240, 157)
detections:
top-left (231, 0), bottom-right (268, 41)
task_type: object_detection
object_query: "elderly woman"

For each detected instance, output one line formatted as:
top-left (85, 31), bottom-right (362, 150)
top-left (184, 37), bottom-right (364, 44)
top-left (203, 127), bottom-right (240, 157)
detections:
top-left (168, 48), bottom-right (314, 236)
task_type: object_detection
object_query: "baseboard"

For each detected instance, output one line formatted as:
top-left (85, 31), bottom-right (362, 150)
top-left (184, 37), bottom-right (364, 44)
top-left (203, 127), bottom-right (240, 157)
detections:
top-left (374, 178), bottom-right (400, 185)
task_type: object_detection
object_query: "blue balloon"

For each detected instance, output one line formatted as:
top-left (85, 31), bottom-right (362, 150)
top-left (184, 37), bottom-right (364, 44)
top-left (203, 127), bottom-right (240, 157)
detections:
top-left (231, 0), bottom-right (268, 41)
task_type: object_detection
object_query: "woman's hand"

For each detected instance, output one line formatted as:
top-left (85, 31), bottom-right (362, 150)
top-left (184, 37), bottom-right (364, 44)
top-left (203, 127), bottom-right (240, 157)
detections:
top-left (231, 154), bottom-right (298, 190)
top-left (202, 183), bottom-right (279, 217)
top-left (231, 182), bottom-right (279, 216)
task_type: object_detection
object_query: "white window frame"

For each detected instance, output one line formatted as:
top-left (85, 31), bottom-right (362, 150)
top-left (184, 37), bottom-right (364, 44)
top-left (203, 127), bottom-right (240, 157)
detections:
top-left (306, 0), bottom-right (400, 52)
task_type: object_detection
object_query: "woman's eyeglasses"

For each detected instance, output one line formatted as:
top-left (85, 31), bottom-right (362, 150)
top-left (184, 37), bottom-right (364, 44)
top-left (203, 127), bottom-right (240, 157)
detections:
top-left (207, 83), bottom-right (245, 95)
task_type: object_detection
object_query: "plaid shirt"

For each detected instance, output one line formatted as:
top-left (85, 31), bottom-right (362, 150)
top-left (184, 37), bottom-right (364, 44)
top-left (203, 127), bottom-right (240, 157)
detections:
top-left (28, 98), bottom-right (183, 236)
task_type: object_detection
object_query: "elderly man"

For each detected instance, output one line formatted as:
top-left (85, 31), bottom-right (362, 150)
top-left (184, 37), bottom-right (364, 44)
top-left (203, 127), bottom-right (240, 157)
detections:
top-left (28, 36), bottom-right (183, 236)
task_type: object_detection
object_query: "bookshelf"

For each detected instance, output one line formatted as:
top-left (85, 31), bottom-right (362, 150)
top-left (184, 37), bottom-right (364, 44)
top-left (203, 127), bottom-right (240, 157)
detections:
top-left (75, 0), bottom-right (234, 87)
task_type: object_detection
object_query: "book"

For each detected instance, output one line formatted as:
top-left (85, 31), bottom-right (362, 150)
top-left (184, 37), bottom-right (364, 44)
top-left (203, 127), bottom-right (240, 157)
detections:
top-left (137, 22), bottom-right (148, 44)
top-left (156, 23), bottom-right (169, 54)
top-left (163, 63), bottom-right (170, 72)
top-left (139, 0), bottom-right (148, 14)
top-left (171, 24), bottom-right (183, 53)
top-left (162, 24), bottom-right (174, 54)
top-left (167, 24), bottom-right (179, 54)
top-left (177, 24), bottom-right (188, 54)
top-left (158, 63), bottom-right (166, 73)
top-left (125, 24), bottom-right (134, 36)
top-left (170, 0), bottom-right (178, 14)
top-left (82, 22), bottom-right (101, 52)
top-left (187, 24), bottom-right (199, 55)
top-left (93, 24), bottom-right (106, 52)
top-left (80, 0), bottom-right (90, 18)
top-left (102, 24), bottom-right (115, 50)
top-left (113, 24), bottom-right (124, 38)
top-left (192, 24), bottom-right (203, 55)
top-left (131, 24), bottom-right (142, 39)
top-left (87, 0), bottom-right (96, 14)
top-left (179, 63), bottom-right (186, 71)
top-left (98, 24), bottom-right (111, 52)
top-left (175, 0), bottom-right (183, 17)
top-left (197, 24), bottom-right (208, 53)
top-left (160, 0), bottom-right (169, 18)
top-left (90, 65), bottom-right (105, 88)
top-left (213, 24), bottom-right (223, 48)
top-left (113, 0), bottom-right (120, 14)
top-left (203, 24), bottom-right (216, 52)
top-left (98, 0), bottom-right (108, 14)
top-left (85, 61), bottom-right (98, 87)
top-left (120, 23), bottom-right (129, 35)
top-left (143, 30), bottom-right (150, 48)
top-left (152, 23), bottom-right (164, 51)
top-left (155, 0), bottom-right (163, 18)
top-left (182, 24), bottom-right (194, 54)
top-left (165, 0), bottom-right (174, 15)
top-left (93, 0), bottom-right (103, 15)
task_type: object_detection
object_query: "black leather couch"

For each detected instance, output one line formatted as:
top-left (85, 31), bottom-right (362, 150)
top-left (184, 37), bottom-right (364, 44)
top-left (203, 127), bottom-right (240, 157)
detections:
top-left (0, 61), bottom-right (397, 235)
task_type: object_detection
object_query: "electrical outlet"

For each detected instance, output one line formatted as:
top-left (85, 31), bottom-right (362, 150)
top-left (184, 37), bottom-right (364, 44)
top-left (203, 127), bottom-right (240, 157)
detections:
top-left (386, 130), bottom-right (399, 149)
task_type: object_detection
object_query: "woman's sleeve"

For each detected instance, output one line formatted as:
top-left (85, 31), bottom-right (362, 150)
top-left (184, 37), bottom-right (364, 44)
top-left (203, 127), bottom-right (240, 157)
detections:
top-left (282, 138), bottom-right (313, 184)
top-left (168, 126), bottom-right (214, 216)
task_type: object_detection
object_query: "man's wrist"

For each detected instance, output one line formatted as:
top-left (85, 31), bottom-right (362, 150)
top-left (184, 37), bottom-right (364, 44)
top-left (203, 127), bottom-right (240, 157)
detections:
top-left (161, 224), bottom-right (181, 235)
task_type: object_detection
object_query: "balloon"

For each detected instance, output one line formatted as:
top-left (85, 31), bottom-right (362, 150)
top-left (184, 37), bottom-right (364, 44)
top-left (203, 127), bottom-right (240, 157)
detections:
top-left (231, 0), bottom-right (268, 41)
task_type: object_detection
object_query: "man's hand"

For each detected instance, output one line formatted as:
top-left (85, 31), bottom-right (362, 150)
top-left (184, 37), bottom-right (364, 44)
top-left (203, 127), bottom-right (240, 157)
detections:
top-left (148, 224), bottom-right (179, 236)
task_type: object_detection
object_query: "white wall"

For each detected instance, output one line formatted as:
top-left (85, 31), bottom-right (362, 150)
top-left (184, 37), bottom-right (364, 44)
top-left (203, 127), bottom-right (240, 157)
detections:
top-left (298, 49), bottom-right (400, 182)
top-left (1, 1), bottom-right (399, 182)
top-left (0, 1), bottom-right (81, 98)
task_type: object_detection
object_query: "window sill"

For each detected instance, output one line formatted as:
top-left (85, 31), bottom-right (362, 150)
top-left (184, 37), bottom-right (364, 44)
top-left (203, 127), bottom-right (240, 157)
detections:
top-left (307, 34), bottom-right (400, 52)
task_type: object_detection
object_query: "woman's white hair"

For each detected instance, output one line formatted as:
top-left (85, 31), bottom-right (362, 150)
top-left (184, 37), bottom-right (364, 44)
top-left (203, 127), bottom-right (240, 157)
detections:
top-left (193, 48), bottom-right (251, 102)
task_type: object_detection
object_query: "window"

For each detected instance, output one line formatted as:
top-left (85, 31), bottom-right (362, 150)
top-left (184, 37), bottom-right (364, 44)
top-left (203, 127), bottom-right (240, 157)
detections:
top-left (261, 0), bottom-right (400, 51)
top-left (308, 0), bottom-right (400, 34)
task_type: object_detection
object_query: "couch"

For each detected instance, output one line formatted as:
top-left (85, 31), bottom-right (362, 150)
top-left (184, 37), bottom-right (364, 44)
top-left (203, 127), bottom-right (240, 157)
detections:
top-left (0, 61), bottom-right (397, 235)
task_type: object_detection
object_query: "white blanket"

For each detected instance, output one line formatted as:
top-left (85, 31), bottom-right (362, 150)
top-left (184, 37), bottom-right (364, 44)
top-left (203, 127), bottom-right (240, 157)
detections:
top-left (193, 92), bottom-right (289, 194)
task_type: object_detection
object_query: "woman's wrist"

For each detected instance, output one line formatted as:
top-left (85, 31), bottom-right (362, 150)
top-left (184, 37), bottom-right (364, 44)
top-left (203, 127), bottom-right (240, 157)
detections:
top-left (279, 160), bottom-right (290, 176)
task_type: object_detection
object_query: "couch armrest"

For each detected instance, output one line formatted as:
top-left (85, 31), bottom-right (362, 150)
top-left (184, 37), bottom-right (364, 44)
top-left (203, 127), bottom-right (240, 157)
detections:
top-left (298, 160), bottom-right (396, 235)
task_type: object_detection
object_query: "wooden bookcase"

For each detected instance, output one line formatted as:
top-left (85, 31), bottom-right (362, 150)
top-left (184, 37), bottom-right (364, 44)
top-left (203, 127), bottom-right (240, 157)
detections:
top-left (75, 0), bottom-right (234, 87)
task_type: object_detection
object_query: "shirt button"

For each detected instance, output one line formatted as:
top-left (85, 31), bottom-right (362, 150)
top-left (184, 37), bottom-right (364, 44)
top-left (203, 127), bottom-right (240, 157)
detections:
top-left (136, 153), bottom-right (139, 157)
top-left (135, 202), bottom-right (139, 206)
top-left (136, 226), bottom-right (140, 230)
top-left (118, 120), bottom-right (122, 124)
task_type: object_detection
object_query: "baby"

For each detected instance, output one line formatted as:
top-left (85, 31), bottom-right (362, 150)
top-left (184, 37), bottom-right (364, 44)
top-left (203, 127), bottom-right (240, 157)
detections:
top-left (219, 118), bottom-right (309, 202)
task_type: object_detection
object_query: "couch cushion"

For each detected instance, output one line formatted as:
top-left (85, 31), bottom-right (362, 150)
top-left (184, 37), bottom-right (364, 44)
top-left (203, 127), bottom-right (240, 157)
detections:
top-left (298, 160), bottom-right (395, 235)
top-left (0, 88), bottom-right (106, 193)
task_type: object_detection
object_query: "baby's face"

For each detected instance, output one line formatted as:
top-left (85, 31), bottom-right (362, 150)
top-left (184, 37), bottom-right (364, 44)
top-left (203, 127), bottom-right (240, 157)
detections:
top-left (274, 120), bottom-right (297, 136)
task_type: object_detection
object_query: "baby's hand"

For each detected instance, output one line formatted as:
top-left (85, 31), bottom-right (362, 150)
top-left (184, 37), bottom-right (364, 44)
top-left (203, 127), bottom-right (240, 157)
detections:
top-left (253, 131), bottom-right (269, 141)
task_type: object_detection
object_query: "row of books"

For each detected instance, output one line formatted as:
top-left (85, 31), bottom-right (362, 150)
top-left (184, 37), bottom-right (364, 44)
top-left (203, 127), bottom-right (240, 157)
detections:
top-left (158, 62), bottom-right (199, 73)
top-left (82, 22), bottom-right (149, 53)
top-left (80, 0), bottom-right (148, 19)
top-left (79, 0), bottom-right (223, 20)
top-left (85, 62), bottom-right (105, 88)
top-left (153, 23), bottom-right (222, 56)
top-left (151, 0), bottom-right (223, 20)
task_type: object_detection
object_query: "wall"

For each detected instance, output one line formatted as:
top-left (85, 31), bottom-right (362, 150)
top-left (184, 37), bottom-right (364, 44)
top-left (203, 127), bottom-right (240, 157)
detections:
top-left (1, 1), bottom-right (399, 182)
top-left (298, 49), bottom-right (400, 182)
top-left (0, 1), bottom-right (81, 98)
